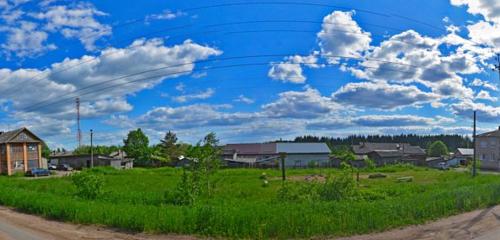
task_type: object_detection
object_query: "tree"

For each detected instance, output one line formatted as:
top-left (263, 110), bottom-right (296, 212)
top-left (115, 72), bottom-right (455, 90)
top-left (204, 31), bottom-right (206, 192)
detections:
top-left (186, 132), bottom-right (222, 197)
top-left (428, 141), bottom-right (449, 157)
top-left (123, 128), bottom-right (150, 165)
top-left (160, 131), bottom-right (180, 163)
top-left (41, 143), bottom-right (51, 159)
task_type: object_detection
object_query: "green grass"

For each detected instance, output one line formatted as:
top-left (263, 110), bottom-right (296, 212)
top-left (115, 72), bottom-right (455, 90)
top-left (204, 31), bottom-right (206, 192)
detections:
top-left (0, 166), bottom-right (499, 239)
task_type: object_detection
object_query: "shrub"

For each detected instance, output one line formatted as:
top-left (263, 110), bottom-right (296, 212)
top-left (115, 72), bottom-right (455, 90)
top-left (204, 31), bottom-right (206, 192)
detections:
top-left (72, 171), bottom-right (104, 199)
top-left (318, 171), bottom-right (357, 201)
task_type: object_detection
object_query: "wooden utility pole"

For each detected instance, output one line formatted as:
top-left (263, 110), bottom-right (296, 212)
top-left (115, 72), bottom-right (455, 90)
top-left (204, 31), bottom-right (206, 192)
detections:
top-left (279, 152), bottom-right (287, 181)
top-left (473, 111), bottom-right (477, 177)
top-left (90, 129), bottom-right (94, 168)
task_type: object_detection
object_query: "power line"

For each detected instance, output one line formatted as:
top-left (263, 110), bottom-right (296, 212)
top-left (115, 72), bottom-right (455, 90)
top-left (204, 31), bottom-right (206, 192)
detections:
top-left (19, 51), bottom-right (424, 112)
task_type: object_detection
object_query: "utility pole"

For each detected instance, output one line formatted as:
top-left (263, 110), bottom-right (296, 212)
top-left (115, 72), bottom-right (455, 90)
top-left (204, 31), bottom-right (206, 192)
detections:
top-left (279, 152), bottom-right (287, 181)
top-left (493, 53), bottom-right (500, 83)
top-left (90, 129), bottom-right (94, 168)
top-left (76, 98), bottom-right (82, 147)
top-left (473, 111), bottom-right (477, 177)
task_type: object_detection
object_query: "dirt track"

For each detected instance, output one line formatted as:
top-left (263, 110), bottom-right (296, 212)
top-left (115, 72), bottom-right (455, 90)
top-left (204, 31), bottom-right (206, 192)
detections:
top-left (2, 205), bottom-right (500, 239)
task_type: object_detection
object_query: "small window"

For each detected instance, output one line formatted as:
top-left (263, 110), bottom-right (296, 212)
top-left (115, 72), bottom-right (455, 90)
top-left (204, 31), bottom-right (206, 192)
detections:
top-left (480, 141), bottom-right (488, 148)
top-left (13, 160), bottom-right (24, 170)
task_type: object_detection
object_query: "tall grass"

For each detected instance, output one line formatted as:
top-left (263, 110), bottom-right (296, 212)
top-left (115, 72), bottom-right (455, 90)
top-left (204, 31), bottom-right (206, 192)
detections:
top-left (0, 167), bottom-right (498, 239)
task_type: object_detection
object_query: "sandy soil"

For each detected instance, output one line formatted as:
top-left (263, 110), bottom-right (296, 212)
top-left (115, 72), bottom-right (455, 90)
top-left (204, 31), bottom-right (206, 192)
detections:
top-left (335, 205), bottom-right (500, 240)
top-left (0, 206), bottom-right (198, 240)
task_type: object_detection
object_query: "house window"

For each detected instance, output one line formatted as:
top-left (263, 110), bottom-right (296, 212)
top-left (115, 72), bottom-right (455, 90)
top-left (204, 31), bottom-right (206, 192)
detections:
top-left (13, 160), bottom-right (24, 170)
top-left (28, 160), bottom-right (38, 169)
top-left (490, 140), bottom-right (497, 147)
top-left (480, 141), bottom-right (488, 148)
top-left (482, 154), bottom-right (487, 160)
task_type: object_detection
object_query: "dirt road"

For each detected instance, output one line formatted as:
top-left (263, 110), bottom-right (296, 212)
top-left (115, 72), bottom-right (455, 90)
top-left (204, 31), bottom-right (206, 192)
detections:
top-left (0, 206), bottom-right (196, 240)
top-left (2, 205), bottom-right (500, 239)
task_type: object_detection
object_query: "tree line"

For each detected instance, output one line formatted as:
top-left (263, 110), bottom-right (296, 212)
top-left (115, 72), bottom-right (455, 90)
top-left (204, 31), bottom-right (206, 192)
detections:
top-left (288, 134), bottom-right (473, 152)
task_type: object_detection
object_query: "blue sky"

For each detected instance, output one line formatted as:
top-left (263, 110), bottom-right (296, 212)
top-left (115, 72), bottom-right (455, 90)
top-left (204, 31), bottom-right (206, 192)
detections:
top-left (0, 0), bottom-right (498, 148)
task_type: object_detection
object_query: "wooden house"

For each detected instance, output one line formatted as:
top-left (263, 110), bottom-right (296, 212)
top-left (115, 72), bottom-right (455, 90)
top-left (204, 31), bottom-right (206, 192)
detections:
top-left (0, 128), bottom-right (43, 176)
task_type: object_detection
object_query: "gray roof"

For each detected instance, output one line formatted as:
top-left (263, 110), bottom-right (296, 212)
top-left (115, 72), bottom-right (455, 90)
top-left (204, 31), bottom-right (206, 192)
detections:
top-left (456, 148), bottom-right (473, 156)
top-left (352, 142), bottom-right (425, 155)
top-left (477, 128), bottom-right (500, 137)
top-left (276, 143), bottom-right (330, 154)
top-left (0, 128), bottom-right (42, 144)
top-left (223, 142), bottom-right (331, 155)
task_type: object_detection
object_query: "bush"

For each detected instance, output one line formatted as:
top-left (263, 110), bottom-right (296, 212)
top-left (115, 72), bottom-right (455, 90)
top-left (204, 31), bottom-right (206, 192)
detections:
top-left (72, 171), bottom-right (104, 199)
top-left (318, 171), bottom-right (357, 201)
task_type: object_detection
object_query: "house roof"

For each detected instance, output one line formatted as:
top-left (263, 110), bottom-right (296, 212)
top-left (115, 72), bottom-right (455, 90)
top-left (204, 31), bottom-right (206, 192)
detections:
top-left (456, 148), bottom-right (474, 156)
top-left (352, 142), bottom-right (425, 155)
top-left (276, 143), bottom-right (330, 154)
top-left (370, 150), bottom-right (403, 158)
top-left (0, 128), bottom-right (43, 144)
top-left (477, 128), bottom-right (500, 137)
top-left (223, 142), bottom-right (331, 155)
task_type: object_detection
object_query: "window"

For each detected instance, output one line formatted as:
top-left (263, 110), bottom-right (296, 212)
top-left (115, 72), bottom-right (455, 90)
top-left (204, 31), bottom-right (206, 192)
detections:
top-left (28, 160), bottom-right (38, 169)
top-left (480, 141), bottom-right (488, 148)
top-left (482, 154), bottom-right (487, 160)
top-left (490, 139), bottom-right (497, 147)
top-left (13, 160), bottom-right (24, 170)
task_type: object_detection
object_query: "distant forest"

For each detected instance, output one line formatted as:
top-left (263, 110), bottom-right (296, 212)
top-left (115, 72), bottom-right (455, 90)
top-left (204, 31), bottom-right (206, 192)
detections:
top-left (283, 134), bottom-right (473, 152)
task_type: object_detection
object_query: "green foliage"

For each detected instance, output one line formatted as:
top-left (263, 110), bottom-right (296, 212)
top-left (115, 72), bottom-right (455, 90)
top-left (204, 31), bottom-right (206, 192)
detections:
top-left (164, 169), bottom-right (200, 205)
top-left (428, 141), bottom-right (449, 157)
top-left (3, 168), bottom-right (500, 239)
top-left (73, 145), bottom-right (121, 156)
top-left (156, 131), bottom-right (189, 166)
top-left (72, 171), bottom-right (104, 199)
top-left (41, 143), bottom-right (51, 159)
top-left (318, 171), bottom-right (357, 201)
top-left (123, 128), bottom-right (150, 166)
top-left (364, 158), bottom-right (376, 170)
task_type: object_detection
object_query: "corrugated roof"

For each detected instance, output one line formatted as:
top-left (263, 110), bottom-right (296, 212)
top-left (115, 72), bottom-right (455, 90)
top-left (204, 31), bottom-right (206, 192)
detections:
top-left (456, 148), bottom-right (473, 156)
top-left (276, 143), bottom-right (330, 154)
top-left (352, 142), bottom-right (425, 155)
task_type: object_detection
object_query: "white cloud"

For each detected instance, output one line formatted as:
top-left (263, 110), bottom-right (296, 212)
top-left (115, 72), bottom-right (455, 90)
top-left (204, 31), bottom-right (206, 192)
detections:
top-left (0, 38), bottom-right (221, 138)
top-left (262, 87), bottom-right (341, 118)
top-left (476, 90), bottom-right (498, 101)
top-left (172, 88), bottom-right (215, 103)
top-left (450, 0), bottom-right (500, 23)
top-left (471, 78), bottom-right (498, 91)
top-left (268, 53), bottom-right (320, 83)
top-left (332, 81), bottom-right (437, 110)
top-left (146, 9), bottom-right (186, 22)
top-left (234, 95), bottom-right (255, 104)
top-left (451, 100), bottom-right (500, 122)
top-left (317, 10), bottom-right (371, 63)
top-left (0, 21), bottom-right (56, 58)
top-left (32, 2), bottom-right (111, 51)
top-left (352, 115), bottom-right (435, 127)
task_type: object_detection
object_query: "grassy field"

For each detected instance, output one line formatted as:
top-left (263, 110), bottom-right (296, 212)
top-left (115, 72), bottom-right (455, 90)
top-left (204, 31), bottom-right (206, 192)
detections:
top-left (0, 166), bottom-right (500, 239)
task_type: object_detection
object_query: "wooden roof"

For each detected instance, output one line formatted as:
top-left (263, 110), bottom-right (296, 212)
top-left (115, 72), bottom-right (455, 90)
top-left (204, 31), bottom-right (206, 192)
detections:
top-left (0, 128), bottom-right (43, 144)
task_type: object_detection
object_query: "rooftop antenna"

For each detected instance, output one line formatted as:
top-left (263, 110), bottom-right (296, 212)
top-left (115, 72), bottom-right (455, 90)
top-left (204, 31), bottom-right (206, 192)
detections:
top-left (76, 97), bottom-right (82, 147)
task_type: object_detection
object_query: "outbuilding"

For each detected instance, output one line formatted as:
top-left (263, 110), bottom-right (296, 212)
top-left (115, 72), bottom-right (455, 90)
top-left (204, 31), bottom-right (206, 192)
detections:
top-left (0, 128), bottom-right (44, 176)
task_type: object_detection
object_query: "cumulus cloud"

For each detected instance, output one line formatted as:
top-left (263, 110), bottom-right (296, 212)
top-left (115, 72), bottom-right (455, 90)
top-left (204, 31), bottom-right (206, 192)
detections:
top-left (268, 53), bottom-right (320, 83)
top-left (262, 87), bottom-right (341, 118)
top-left (471, 78), bottom-right (498, 91)
top-left (476, 90), bottom-right (498, 101)
top-left (332, 81), bottom-right (436, 109)
top-left (451, 100), bottom-right (500, 122)
top-left (352, 115), bottom-right (435, 127)
top-left (0, 21), bottom-right (56, 58)
top-left (317, 10), bottom-right (371, 63)
top-left (0, 38), bottom-right (221, 139)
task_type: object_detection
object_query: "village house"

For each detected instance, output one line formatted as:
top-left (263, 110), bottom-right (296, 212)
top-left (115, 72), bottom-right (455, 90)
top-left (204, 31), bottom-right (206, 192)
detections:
top-left (452, 148), bottom-right (473, 165)
top-left (351, 142), bottom-right (427, 166)
top-left (222, 142), bottom-right (331, 168)
top-left (0, 128), bottom-right (44, 176)
top-left (49, 150), bottom-right (133, 170)
top-left (477, 127), bottom-right (500, 170)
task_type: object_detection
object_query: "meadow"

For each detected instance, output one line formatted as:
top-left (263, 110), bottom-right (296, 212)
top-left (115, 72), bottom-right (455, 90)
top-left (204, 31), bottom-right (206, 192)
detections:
top-left (0, 166), bottom-right (500, 239)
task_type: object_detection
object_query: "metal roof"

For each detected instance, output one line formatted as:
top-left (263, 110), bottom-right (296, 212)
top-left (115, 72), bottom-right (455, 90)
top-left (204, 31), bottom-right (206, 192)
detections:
top-left (477, 128), bottom-right (500, 137)
top-left (456, 148), bottom-right (474, 156)
top-left (276, 143), bottom-right (330, 154)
